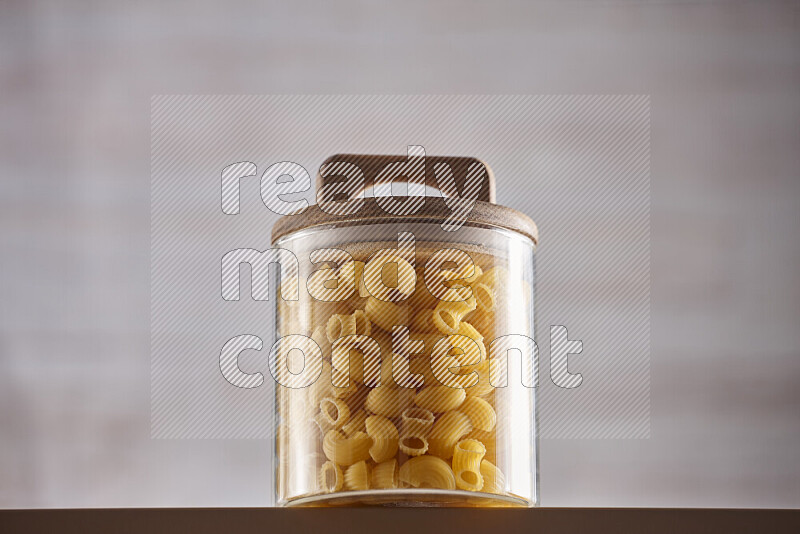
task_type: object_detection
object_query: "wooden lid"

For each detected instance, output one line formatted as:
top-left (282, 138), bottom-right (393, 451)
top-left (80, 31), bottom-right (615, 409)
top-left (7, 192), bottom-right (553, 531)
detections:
top-left (271, 153), bottom-right (539, 245)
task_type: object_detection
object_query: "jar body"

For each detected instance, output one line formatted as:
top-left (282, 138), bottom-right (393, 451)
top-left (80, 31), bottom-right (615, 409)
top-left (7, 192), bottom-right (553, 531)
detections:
top-left (273, 222), bottom-right (537, 507)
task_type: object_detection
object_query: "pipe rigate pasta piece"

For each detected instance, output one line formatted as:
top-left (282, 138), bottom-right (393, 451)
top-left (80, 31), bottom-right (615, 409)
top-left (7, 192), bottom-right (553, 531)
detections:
top-left (401, 407), bottom-right (435, 435)
top-left (458, 396), bottom-right (496, 432)
top-left (432, 294), bottom-right (477, 335)
top-left (479, 459), bottom-right (506, 494)
top-left (414, 385), bottom-right (466, 414)
top-left (322, 430), bottom-right (372, 466)
top-left (326, 309), bottom-right (372, 343)
top-left (364, 297), bottom-right (410, 332)
top-left (371, 459), bottom-right (399, 489)
top-left (398, 407), bottom-right (434, 457)
top-left (452, 439), bottom-right (486, 491)
top-left (398, 455), bottom-right (456, 490)
top-left (319, 397), bottom-right (350, 429)
top-left (362, 252), bottom-right (416, 302)
top-left (365, 415), bottom-right (399, 463)
top-left (344, 460), bottom-right (371, 491)
top-left (472, 282), bottom-right (497, 314)
top-left (319, 461), bottom-right (344, 493)
top-left (466, 429), bottom-right (497, 461)
top-left (463, 359), bottom-right (495, 398)
top-left (365, 386), bottom-right (414, 419)
top-left (312, 411), bottom-right (334, 437)
top-left (427, 411), bottom-right (473, 459)
top-left (398, 434), bottom-right (429, 457)
top-left (341, 409), bottom-right (368, 436)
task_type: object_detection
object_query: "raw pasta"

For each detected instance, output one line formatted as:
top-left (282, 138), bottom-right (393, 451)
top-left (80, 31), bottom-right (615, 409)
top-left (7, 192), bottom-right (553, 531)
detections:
top-left (398, 407), bottom-right (434, 456)
top-left (344, 460), bottom-right (371, 491)
top-left (427, 411), bottom-right (473, 459)
top-left (326, 309), bottom-right (372, 342)
top-left (276, 243), bottom-right (532, 504)
top-left (365, 297), bottom-right (410, 332)
top-left (365, 386), bottom-right (414, 419)
top-left (398, 455), bottom-right (456, 490)
top-left (362, 252), bottom-right (416, 302)
top-left (319, 461), bottom-right (344, 493)
top-left (371, 459), bottom-right (399, 489)
top-left (319, 397), bottom-right (350, 429)
top-left (452, 439), bottom-right (486, 491)
top-left (414, 385), bottom-right (466, 414)
top-left (432, 293), bottom-right (477, 335)
top-left (400, 407), bottom-right (435, 435)
top-left (322, 430), bottom-right (372, 466)
top-left (458, 396), bottom-right (497, 433)
top-left (365, 415), bottom-right (399, 463)
top-left (479, 459), bottom-right (506, 494)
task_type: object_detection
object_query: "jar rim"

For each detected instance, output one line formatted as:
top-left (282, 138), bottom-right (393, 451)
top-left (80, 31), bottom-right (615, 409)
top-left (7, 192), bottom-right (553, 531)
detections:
top-left (271, 196), bottom-right (539, 245)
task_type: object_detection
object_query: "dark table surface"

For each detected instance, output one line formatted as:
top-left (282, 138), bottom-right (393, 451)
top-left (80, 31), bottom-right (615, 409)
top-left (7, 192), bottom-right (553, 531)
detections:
top-left (2, 508), bottom-right (799, 533)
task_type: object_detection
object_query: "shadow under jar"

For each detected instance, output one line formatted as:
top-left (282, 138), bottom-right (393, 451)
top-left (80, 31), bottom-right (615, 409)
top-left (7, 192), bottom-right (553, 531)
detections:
top-left (272, 155), bottom-right (539, 507)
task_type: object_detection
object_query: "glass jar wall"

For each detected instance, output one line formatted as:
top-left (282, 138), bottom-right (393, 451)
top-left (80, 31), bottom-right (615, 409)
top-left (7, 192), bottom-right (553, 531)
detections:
top-left (273, 222), bottom-right (537, 507)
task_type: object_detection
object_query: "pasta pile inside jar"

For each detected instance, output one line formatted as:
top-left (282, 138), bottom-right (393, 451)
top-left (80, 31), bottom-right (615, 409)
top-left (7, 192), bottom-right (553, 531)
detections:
top-left (276, 241), bottom-right (531, 505)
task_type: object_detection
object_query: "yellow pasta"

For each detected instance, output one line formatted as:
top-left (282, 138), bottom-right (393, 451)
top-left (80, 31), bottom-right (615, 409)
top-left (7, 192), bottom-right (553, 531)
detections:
top-left (408, 355), bottom-right (459, 388)
top-left (319, 461), bottom-right (344, 493)
top-left (365, 386), bottom-right (414, 419)
top-left (398, 435), bottom-right (429, 457)
top-left (464, 309), bottom-right (494, 339)
top-left (310, 325), bottom-right (331, 359)
top-left (441, 262), bottom-right (484, 288)
top-left (458, 396), bottom-right (497, 433)
top-left (326, 309), bottom-right (372, 342)
top-left (476, 266), bottom-right (508, 290)
top-left (322, 430), bottom-right (372, 466)
top-left (408, 331), bottom-right (446, 356)
top-left (472, 281), bottom-right (497, 314)
top-left (362, 252), bottom-right (416, 302)
top-left (341, 409), bottom-right (368, 436)
top-left (428, 345), bottom-right (478, 389)
top-left (466, 429), bottom-right (496, 461)
top-left (411, 308), bottom-right (438, 333)
top-left (330, 335), bottom-right (384, 387)
top-left (307, 261), bottom-right (355, 303)
top-left (319, 397), bottom-right (351, 429)
top-left (400, 407), bottom-right (435, 435)
top-left (479, 459), bottom-right (505, 494)
top-left (315, 357), bottom-right (358, 399)
top-left (371, 459), bottom-right (399, 489)
top-left (464, 359), bottom-right (496, 398)
top-left (427, 411), bottom-right (473, 459)
top-left (397, 407), bottom-right (434, 457)
top-left (432, 292), bottom-right (477, 335)
top-left (344, 460), bottom-right (371, 491)
top-left (414, 385), bottom-right (466, 414)
top-left (312, 411), bottom-right (333, 437)
top-left (398, 455), bottom-right (456, 490)
top-left (452, 439), bottom-right (486, 491)
top-left (428, 327), bottom-right (486, 389)
top-left (365, 415), bottom-right (399, 463)
top-left (364, 297), bottom-right (410, 332)
top-left (275, 245), bottom-right (530, 504)
top-left (407, 267), bottom-right (439, 310)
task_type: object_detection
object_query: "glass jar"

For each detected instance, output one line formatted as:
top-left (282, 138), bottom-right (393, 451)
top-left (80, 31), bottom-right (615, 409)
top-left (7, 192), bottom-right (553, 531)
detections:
top-left (271, 155), bottom-right (538, 507)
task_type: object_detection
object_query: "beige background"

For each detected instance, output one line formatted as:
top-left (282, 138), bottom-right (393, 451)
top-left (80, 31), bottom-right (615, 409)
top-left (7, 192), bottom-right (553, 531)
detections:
top-left (1, 0), bottom-right (799, 508)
